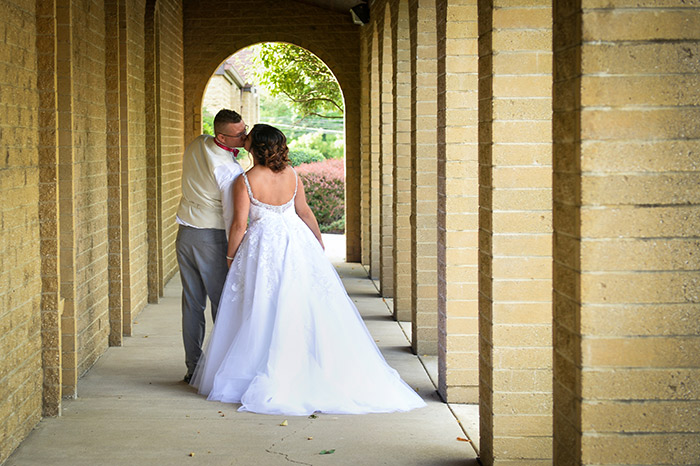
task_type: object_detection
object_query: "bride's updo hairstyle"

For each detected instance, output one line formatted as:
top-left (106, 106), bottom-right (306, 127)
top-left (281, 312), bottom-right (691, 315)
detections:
top-left (248, 124), bottom-right (289, 173)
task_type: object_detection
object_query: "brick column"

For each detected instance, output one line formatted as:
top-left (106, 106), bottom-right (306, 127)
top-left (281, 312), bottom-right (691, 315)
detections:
top-left (105, 0), bottom-right (124, 347)
top-left (392, 0), bottom-right (411, 320)
top-left (436, 0), bottom-right (480, 402)
top-left (410, 0), bottom-right (439, 355)
top-left (553, 1), bottom-right (700, 464)
top-left (124, 0), bottom-right (149, 331)
top-left (379, 8), bottom-right (395, 297)
top-left (37, 0), bottom-right (63, 416)
top-left (360, 31), bottom-right (372, 267)
top-left (478, 1), bottom-right (553, 463)
top-left (343, 79), bottom-right (362, 263)
top-left (145, 1), bottom-right (163, 304)
top-left (118, 0), bottom-right (134, 338)
top-left (56, 0), bottom-right (78, 397)
top-left (370, 23), bottom-right (381, 279)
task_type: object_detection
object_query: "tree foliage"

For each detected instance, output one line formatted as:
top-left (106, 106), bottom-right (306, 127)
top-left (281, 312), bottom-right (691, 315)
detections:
top-left (249, 43), bottom-right (344, 120)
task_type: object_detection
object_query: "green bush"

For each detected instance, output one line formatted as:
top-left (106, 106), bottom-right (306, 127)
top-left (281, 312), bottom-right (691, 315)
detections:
top-left (289, 131), bottom-right (344, 160)
top-left (320, 216), bottom-right (345, 234)
top-left (289, 148), bottom-right (325, 166)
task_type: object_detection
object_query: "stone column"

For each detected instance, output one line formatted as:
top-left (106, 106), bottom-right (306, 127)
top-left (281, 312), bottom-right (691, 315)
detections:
top-left (37, 0), bottom-right (63, 417)
top-left (478, 1), bottom-right (553, 463)
top-left (410, 0), bottom-right (439, 354)
top-left (392, 0), bottom-right (412, 320)
top-left (553, 1), bottom-right (700, 464)
top-left (436, 0), bottom-right (480, 402)
top-left (145, 1), bottom-right (163, 304)
top-left (360, 31), bottom-right (372, 267)
top-left (344, 85), bottom-right (363, 264)
top-left (56, 0), bottom-right (78, 397)
top-left (379, 7), bottom-right (395, 297)
top-left (370, 23), bottom-right (382, 279)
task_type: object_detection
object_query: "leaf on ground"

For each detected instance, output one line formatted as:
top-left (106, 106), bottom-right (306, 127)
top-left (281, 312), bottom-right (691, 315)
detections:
top-left (308, 414), bottom-right (318, 419)
top-left (188, 452), bottom-right (195, 457)
top-left (319, 449), bottom-right (335, 455)
top-left (280, 420), bottom-right (288, 426)
top-left (307, 437), bottom-right (313, 440)
top-left (456, 437), bottom-right (470, 442)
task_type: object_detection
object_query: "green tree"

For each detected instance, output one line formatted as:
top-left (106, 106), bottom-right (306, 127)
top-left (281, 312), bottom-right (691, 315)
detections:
top-left (202, 107), bottom-right (214, 135)
top-left (249, 43), bottom-right (343, 120)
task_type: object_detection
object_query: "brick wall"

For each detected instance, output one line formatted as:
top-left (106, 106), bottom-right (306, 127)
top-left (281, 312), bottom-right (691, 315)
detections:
top-left (0, 0), bottom-right (42, 461)
top-left (0, 0), bottom-right (184, 462)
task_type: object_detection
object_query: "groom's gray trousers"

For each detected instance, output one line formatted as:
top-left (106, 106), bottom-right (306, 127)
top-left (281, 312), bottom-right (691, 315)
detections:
top-left (176, 224), bottom-right (229, 377)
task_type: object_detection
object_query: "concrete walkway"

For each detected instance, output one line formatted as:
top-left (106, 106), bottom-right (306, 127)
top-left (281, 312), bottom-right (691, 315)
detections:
top-left (6, 235), bottom-right (479, 466)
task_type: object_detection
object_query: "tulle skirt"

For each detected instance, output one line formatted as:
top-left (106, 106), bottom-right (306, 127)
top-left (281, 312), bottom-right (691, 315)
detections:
top-left (191, 207), bottom-right (425, 415)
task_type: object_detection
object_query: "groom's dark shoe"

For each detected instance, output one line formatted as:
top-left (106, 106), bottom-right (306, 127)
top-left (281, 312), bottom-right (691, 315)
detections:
top-left (183, 373), bottom-right (192, 384)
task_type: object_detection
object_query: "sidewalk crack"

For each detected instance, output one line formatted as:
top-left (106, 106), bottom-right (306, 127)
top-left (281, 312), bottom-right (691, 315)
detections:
top-left (265, 420), bottom-right (314, 465)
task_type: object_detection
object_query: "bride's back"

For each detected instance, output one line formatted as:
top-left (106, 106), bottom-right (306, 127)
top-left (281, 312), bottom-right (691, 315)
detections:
top-left (245, 165), bottom-right (296, 206)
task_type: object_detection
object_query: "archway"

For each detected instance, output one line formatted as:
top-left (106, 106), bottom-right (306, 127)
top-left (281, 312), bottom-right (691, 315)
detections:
top-left (182, 1), bottom-right (361, 261)
top-left (201, 43), bottom-right (347, 243)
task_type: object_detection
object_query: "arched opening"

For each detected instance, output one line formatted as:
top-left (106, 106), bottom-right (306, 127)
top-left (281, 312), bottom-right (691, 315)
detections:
top-left (200, 43), bottom-right (349, 258)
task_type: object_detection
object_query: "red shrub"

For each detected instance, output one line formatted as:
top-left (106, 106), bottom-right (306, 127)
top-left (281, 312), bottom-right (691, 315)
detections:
top-left (296, 159), bottom-right (345, 233)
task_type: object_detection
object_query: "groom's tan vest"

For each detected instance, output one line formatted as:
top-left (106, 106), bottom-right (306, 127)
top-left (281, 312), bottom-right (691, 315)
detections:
top-left (177, 135), bottom-right (234, 230)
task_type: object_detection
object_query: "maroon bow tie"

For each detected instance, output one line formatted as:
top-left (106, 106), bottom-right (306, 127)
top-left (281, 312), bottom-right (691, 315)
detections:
top-left (214, 138), bottom-right (240, 158)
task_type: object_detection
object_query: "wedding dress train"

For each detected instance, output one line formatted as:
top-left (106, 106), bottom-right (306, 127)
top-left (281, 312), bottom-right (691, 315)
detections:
top-left (191, 172), bottom-right (426, 415)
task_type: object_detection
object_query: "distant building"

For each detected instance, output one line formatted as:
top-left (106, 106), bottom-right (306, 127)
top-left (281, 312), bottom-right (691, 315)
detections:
top-left (202, 51), bottom-right (259, 128)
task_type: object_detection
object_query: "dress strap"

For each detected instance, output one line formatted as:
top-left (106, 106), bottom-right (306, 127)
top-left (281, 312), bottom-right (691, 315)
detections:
top-left (291, 167), bottom-right (298, 200)
top-left (241, 171), bottom-right (255, 201)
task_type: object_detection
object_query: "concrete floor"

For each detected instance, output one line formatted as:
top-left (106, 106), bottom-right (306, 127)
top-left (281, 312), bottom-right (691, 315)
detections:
top-left (6, 235), bottom-right (480, 466)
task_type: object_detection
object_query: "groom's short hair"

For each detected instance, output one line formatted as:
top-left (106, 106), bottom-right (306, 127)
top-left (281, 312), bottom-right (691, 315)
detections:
top-left (213, 109), bottom-right (242, 134)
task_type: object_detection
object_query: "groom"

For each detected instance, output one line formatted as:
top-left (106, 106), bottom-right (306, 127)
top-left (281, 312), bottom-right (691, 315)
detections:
top-left (176, 109), bottom-right (247, 383)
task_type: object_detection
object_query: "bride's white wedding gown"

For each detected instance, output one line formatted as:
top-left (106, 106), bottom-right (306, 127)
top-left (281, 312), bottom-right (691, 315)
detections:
top-left (190, 171), bottom-right (426, 415)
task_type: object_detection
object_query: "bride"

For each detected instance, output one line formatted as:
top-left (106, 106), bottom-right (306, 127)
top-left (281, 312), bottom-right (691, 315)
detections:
top-left (190, 124), bottom-right (426, 415)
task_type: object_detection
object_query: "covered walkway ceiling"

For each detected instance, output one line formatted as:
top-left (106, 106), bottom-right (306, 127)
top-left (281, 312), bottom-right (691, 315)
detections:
top-left (297, 0), bottom-right (365, 11)
top-left (296, 0), bottom-right (369, 22)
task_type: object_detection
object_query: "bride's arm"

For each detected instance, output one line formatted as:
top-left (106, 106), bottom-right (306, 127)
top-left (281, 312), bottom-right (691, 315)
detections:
top-left (294, 174), bottom-right (324, 250)
top-left (227, 176), bottom-right (250, 266)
